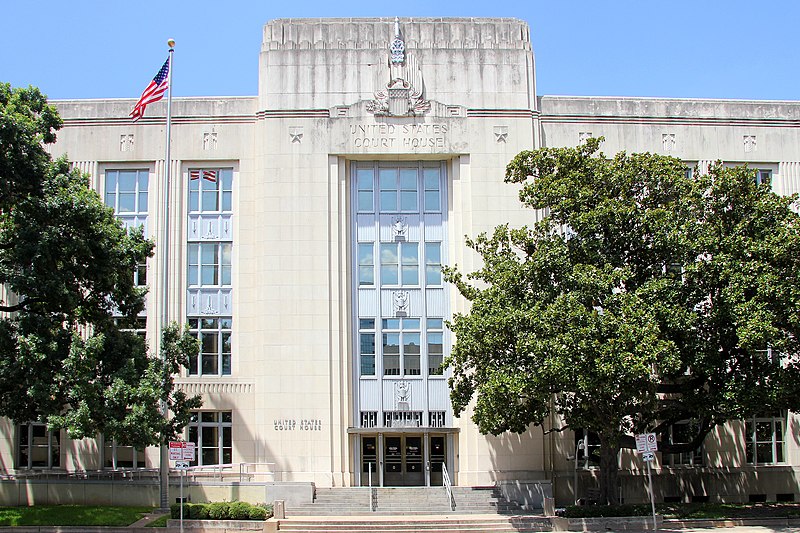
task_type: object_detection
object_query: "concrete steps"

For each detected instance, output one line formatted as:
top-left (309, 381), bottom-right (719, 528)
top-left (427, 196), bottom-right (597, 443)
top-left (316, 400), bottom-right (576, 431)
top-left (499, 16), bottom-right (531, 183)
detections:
top-left (274, 515), bottom-right (552, 533)
top-left (285, 486), bottom-right (533, 517)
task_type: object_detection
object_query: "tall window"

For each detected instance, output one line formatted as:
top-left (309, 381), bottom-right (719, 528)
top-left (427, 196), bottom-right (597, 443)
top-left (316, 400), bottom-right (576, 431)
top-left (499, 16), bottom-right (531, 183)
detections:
top-left (382, 318), bottom-right (421, 376)
top-left (359, 319), bottom-right (376, 376)
top-left (746, 413), bottom-right (785, 464)
top-left (188, 317), bottom-right (232, 376)
top-left (425, 242), bottom-right (442, 285)
top-left (188, 411), bottom-right (232, 466)
top-left (188, 242), bottom-right (232, 287)
top-left (189, 168), bottom-right (233, 212)
top-left (423, 167), bottom-right (441, 212)
top-left (17, 423), bottom-right (60, 469)
top-left (105, 169), bottom-right (148, 215)
top-left (427, 318), bottom-right (444, 375)
top-left (358, 243), bottom-right (375, 286)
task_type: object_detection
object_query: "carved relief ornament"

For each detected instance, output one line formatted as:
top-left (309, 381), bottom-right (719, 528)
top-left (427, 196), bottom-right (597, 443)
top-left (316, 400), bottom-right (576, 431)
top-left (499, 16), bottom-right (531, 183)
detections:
top-left (366, 18), bottom-right (431, 117)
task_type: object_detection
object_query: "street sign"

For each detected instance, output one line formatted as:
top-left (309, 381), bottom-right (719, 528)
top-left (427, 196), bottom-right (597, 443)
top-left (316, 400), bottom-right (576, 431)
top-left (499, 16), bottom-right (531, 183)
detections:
top-left (175, 461), bottom-right (190, 470)
top-left (641, 452), bottom-right (655, 462)
top-left (169, 441), bottom-right (196, 462)
top-left (635, 433), bottom-right (658, 453)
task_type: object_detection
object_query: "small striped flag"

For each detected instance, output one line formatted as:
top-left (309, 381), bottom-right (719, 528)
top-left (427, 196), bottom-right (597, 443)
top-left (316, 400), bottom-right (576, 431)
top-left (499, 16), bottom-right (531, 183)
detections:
top-left (190, 170), bottom-right (217, 182)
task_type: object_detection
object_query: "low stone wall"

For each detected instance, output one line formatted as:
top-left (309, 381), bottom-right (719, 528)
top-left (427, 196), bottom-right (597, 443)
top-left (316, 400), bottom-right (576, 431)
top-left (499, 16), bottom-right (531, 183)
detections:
top-left (166, 519), bottom-right (265, 531)
top-left (551, 515), bottom-right (661, 531)
top-left (498, 479), bottom-right (552, 509)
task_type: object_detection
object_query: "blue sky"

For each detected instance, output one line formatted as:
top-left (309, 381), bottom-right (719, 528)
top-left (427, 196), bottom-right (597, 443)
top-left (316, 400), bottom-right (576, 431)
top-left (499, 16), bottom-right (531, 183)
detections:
top-left (1, 0), bottom-right (797, 101)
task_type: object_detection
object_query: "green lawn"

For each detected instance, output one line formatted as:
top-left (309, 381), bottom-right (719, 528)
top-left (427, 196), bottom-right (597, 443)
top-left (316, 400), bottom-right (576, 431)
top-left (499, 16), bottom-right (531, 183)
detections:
top-left (0, 505), bottom-right (153, 526)
top-left (145, 514), bottom-right (170, 527)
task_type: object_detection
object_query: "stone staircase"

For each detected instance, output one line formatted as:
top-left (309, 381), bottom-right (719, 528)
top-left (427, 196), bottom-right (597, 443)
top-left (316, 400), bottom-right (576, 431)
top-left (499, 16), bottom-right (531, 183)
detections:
top-left (284, 486), bottom-right (535, 517)
top-left (275, 515), bottom-right (553, 533)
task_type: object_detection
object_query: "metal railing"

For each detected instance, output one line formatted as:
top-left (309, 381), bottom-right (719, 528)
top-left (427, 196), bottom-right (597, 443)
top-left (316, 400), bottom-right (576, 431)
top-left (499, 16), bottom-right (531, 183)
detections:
top-left (368, 462), bottom-right (375, 512)
top-left (178, 462), bottom-right (277, 483)
top-left (442, 463), bottom-right (455, 511)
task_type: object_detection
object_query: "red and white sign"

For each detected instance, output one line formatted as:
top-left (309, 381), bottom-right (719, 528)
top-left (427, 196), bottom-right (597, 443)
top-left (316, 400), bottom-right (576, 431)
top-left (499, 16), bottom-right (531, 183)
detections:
top-left (635, 433), bottom-right (658, 453)
top-left (169, 441), bottom-right (196, 461)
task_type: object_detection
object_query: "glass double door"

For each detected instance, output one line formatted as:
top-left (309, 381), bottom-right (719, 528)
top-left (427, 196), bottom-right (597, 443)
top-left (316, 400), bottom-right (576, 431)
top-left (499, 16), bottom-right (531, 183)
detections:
top-left (384, 435), bottom-right (424, 486)
top-left (361, 434), bottom-right (447, 486)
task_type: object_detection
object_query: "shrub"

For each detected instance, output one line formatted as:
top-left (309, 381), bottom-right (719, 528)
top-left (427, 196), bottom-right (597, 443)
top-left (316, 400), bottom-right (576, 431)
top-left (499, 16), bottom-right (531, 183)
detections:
top-left (207, 502), bottom-right (230, 520)
top-left (248, 506), bottom-right (268, 520)
top-left (170, 503), bottom-right (181, 519)
top-left (229, 502), bottom-right (251, 520)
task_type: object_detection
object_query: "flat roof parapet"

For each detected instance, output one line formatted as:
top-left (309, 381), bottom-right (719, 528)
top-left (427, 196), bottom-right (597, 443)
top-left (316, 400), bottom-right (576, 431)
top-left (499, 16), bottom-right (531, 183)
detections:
top-left (262, 17), bottom-right (531, 52)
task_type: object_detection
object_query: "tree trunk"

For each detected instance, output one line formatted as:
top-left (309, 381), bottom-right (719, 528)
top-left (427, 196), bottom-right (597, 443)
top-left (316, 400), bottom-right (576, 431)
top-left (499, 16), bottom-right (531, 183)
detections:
top-left (598, 433), bottom-right (620, 505)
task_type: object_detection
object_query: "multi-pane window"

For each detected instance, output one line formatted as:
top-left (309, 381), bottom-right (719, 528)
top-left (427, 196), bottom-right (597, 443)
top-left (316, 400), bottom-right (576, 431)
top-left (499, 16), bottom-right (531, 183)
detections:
top-left (357, 168), bottom-right (375, 212)
top-left (425, 242), bottom-right (442, 285)
top-left (105, 169), bottom-right (148, 215)
top-left (188, 318), bottom-right (232, 376)
top-left (188, 242), bottom-right (232, 286)
top-left (17, 423), bottom-right (60, 469)
top-left (379, 167), bottom-right (418, 212)
top-left (380, 242), bottom-right (418, 286)
top-left (745, 413), bottom-right (785, 464)
top-left (188, 168), bottom-right (233, 213)
top-left (134, 263), bottom-right (147, 287)
top-left (106, 169), bottom-right (149, 296)
top-left (359, 319), bottom-right (376, 376)
top-left (423, 167), bottom-right (441, 212)
top-left (755, 169), bottom-right (772, 187)
top-left (382, 318), bottom-right (421, 376)
top-left (358, 243), bottom-right (375, 286)
top-left (103, 439), bottom-right (146, 469)
top-left (575, 429), bottom-right (600, 469)
top-left (427, 318), bottom-right (444, 375)
top-left (666, 420), bottom-right (703, 466)
top-left (188, 411), bottom-right (232, 466)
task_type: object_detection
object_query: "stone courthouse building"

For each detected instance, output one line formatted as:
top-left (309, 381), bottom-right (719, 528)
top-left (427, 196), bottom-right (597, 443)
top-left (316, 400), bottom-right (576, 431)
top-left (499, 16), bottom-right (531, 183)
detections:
top-left (1, 17), bottom-right (799, 507)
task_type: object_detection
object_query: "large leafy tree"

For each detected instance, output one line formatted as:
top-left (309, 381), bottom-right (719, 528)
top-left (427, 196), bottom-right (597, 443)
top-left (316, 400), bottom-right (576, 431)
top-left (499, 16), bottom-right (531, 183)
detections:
top-left (445, 138), bottom-right (800, 504)
top-left (0, 83), bottom-right (200, 450)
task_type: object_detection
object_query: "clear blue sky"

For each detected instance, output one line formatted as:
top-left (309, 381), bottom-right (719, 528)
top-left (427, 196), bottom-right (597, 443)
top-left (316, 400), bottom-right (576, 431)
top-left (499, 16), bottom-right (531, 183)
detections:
top-left (2, 0), bottom-right (798, 101)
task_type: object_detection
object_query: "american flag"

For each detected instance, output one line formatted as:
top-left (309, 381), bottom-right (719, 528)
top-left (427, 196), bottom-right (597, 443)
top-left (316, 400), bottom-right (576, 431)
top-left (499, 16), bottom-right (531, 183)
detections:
top-left (130, 57), bottom-right (170, 121)
top-left (190, 170), bottom-right (217, 182)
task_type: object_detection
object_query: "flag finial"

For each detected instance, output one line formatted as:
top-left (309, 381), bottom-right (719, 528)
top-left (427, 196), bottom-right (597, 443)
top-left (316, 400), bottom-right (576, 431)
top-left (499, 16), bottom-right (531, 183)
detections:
top-left (167, 39), bottom-right (175, 49)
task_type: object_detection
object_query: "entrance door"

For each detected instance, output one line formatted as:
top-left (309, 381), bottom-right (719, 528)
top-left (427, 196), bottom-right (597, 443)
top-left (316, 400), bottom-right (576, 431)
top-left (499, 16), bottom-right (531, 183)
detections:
top-left (383, 435), bottom-right (424, 486)
top-left (429, 435), bottom-right (445, 486)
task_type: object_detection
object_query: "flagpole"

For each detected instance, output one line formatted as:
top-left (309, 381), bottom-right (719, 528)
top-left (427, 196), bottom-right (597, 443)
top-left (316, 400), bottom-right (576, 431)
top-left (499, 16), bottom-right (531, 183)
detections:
top-left (159, 37), bottom-right (176, 511)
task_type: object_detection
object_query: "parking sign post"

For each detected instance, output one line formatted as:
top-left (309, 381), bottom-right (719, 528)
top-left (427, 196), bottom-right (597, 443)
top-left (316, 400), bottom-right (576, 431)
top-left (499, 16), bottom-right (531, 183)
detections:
top-left (169, 442), bottom-right (195, 533)
top-left (636, 433), bottom-right (658, 531)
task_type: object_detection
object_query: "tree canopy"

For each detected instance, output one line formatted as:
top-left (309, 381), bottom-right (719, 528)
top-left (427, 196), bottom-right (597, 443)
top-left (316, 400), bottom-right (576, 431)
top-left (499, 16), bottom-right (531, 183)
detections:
top-left (445, 138), bottom-right (800, 503)
top-left (0, 83), bottom-right (200, 450)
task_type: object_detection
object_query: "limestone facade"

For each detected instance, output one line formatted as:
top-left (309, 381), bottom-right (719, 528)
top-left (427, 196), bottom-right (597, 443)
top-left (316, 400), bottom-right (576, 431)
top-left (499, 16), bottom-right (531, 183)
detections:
top-left (1, 17), bottom-right (799, 506)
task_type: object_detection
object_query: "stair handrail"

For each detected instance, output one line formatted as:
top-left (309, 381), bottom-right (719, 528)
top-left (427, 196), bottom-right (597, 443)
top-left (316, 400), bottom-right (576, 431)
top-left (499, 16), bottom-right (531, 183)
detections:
top-left (368, 462), bottom-right (375, 512)
top-left (441, 462), bottom-right (456, 511)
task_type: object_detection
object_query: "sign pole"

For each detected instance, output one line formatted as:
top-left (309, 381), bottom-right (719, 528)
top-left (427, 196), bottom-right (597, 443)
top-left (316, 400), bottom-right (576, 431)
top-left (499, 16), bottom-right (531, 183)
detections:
top-left (646, 459), bottom-right (656, 530)
top-left (180, 468), bottom-right (184, 533)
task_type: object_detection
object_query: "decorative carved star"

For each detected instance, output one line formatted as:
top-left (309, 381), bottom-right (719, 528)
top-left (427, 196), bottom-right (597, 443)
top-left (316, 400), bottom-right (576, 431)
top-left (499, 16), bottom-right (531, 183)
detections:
top-left (289, 131), bottom-right (303, 143)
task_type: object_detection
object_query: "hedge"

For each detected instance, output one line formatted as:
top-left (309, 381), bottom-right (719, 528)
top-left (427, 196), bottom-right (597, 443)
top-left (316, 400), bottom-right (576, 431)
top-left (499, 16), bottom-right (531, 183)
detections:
top-left (170, 502), bottom-right (272, 520)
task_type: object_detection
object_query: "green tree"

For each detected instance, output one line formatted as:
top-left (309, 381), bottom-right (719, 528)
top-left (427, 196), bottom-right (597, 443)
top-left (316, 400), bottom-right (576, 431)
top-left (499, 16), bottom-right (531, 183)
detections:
top-left (445, 138), bottom-right (800, 504)
top-left (0, 83), bottom-right (200, 450)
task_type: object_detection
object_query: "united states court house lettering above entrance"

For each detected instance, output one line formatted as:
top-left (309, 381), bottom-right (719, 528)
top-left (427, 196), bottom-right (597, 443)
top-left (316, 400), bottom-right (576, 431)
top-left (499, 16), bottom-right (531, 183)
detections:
top-left (1, 17), bottom-right (799, 508)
